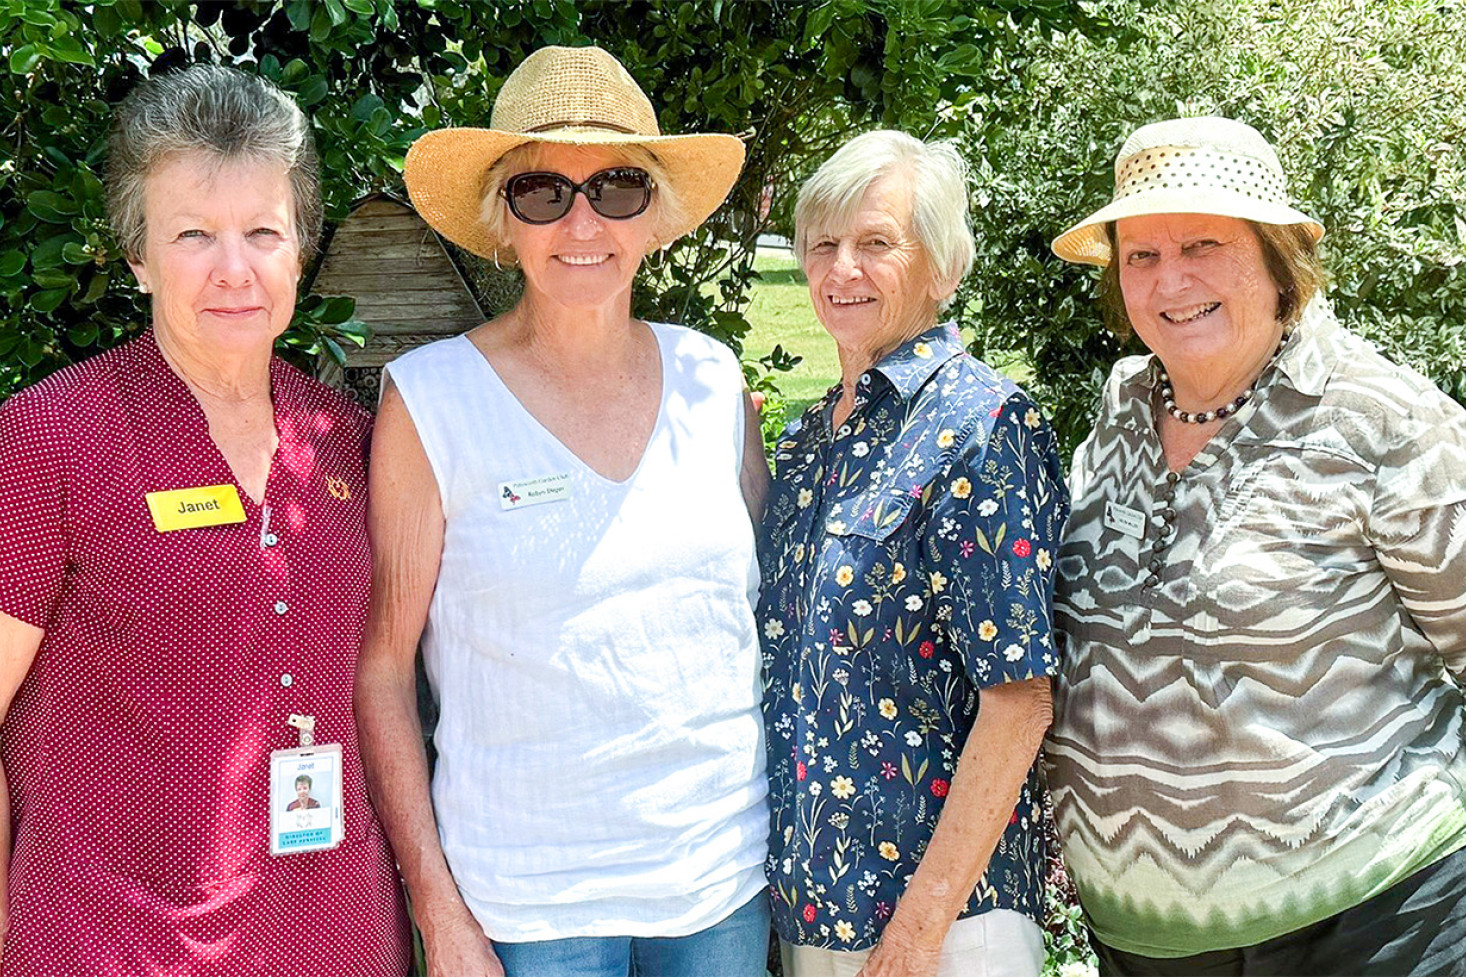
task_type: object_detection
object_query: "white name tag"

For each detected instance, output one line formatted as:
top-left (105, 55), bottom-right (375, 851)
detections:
top-left (1104, 500), bottom-right (1147, 539)
top-left (269, 743), bottom-right (344, 855)
top-left (500, 472), bottom-right (572, 510)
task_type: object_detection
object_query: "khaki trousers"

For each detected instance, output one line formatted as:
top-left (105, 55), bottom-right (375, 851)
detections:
top-left (781, 909), bottom-right (1045, 977)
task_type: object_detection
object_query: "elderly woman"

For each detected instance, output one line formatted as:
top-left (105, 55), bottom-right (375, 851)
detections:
top-left (0, 65), bottom-right (409, 972)
top-left (757, 129), bottom-right (1069, 977)
top-left (355, 46), bottom-right (770, 977)
top-left (1048, 116), bottom-right (1466, 975)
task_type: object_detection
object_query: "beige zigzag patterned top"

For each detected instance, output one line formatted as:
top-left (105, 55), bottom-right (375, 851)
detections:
top-left (1047, 296), bottom-right (1466, 958)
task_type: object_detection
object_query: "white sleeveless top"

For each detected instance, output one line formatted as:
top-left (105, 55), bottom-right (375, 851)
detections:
top-left (385, 322), bottom-right (769, 941)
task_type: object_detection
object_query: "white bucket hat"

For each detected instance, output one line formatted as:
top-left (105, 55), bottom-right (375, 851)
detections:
top-left (1052, 116), bottom-right (1324, 266)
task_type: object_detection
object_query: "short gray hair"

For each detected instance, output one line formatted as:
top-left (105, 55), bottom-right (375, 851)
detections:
top-left (105, 64), bottom-right (322, 266)
top-left (794, 130), bottom-right (975, 310)
top-left (478, 142), bottom-right (686, 265)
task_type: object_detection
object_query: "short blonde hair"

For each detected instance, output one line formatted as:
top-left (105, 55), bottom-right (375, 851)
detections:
top-left (478, 143), bottom-right (686, 265)
top-left (794, 130), bottom-right (975, 310)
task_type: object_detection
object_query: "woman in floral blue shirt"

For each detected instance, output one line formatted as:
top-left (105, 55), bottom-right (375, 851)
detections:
top-left (758, 130), bottom-right (1069, 977)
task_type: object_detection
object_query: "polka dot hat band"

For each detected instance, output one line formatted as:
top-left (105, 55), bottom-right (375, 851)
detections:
top-left (1051, 115), bottom-right (1324, 266)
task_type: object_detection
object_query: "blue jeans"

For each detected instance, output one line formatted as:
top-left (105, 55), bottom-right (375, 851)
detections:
top-left (492, 893), bottom-right (771, 977)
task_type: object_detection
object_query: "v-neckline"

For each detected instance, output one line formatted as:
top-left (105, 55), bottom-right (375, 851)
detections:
top-left (133, 330), bottom-right (281, 509)
top-left (459, 326), bottom-right (669, 487)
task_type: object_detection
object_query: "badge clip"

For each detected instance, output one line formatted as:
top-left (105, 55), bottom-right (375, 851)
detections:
top-left (286, 713), bottom-right (315, 747)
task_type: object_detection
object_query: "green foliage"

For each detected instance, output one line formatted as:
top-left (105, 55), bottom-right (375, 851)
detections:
top-left (951, 0), bottom-right (1466, 454)
top-left (1, 0), bottom-right (1105, 399)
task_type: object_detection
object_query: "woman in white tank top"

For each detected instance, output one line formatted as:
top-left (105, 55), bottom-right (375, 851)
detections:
top-left (355, 46), bottom-right (772, 977)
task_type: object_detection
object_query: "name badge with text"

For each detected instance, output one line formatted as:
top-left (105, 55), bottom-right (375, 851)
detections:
top-left (500, 473), bottom-right (572, 510)
top-left (269, 743), bottom-right (345, 856)
top-left (146, 484), bottom-right (247, 532)
top-left (1104, 500), bottom-right (1147, 539)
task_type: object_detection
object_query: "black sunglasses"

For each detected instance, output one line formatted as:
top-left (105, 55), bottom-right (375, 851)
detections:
top-left (499, 167), bottom-right (656, 224)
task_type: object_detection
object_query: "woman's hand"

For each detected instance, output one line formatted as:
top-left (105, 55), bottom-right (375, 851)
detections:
top-left (856, 928), bottom-right (941, 977)
top-left (422, 902), bottom-right (504, 977)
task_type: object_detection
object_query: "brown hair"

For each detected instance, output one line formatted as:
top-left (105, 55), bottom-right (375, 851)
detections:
top-left (1096, 220), bottom-right (1325, 335)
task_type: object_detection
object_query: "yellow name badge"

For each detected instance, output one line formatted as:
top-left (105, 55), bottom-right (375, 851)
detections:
top-left (145, 484), bottom-right (247, 532)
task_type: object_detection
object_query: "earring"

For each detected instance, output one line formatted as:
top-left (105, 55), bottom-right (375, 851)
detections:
top-left (138, 282), bottom-right (151, 294)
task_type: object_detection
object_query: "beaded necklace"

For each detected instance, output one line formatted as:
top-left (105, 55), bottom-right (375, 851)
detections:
top-left (1158, 332), bottom-right (1291, 425)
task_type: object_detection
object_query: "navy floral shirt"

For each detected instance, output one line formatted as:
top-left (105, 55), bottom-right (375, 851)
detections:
top-left (757, 323), bottom-right (1069, 951)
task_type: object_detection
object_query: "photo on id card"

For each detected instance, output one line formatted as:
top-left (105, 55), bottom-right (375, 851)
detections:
top-left (269, 743), bottom-right (344, 855)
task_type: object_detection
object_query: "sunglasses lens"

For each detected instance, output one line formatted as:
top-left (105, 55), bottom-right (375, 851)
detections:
top-left (588, 169), bottom-right (653, 219)
top-left (507, 173), bottom-right (574, 223)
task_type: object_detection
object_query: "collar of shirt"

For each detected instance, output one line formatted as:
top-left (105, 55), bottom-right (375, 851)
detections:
top-left (870, 320), bottom-right (968, 401)
top-left (1104, 294), bottom-right (1344, 436)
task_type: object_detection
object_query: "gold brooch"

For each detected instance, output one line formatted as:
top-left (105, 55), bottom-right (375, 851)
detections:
top-left (326, 476), bottom-right (351, 501)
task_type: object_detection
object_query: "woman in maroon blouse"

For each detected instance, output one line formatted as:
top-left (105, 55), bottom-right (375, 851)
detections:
top-left (0, 65), bottom-right (409, 974)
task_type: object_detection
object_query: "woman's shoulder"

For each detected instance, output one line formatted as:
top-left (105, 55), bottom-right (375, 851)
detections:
top-left (0, 335), bottom-right (138, 434)
top-left (649, 320), bottom-right (738, 362)
top-left (1310, 322), bottom-right (1466, 446)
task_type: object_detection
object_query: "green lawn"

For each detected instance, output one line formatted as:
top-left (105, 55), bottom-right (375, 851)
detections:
top-left (743, 250), bottom-right (836, 420)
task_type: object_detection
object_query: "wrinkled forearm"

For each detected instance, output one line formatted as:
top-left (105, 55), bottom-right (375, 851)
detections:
top-left (355, 650), bottom-right (465, 929)
top-left (879, 677), bottom-right (1052, 952)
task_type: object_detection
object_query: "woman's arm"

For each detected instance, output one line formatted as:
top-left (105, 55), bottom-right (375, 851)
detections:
top-left (0, 612), bottom-right (44, 956)
top-left (858, 677), bottom-right (1053, 977)
top-left (740, 390), bottom-right (771, 522)
top-left (353, 381), bottom-right (502, 977)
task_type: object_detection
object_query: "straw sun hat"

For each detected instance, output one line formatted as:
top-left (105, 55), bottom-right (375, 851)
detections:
top-left (1052, 116), bottom-right (1324, 266)
top-left (404, 45), bottom-right (746, 260)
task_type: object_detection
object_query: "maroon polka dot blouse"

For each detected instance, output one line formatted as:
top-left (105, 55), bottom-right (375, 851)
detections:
top-left (0, 332), bottom-right (410, 975)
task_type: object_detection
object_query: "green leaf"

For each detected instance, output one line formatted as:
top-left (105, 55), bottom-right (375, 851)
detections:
top-left (323, 0), bottom-right (348, 26)
top-left (309, 3), bottom-right (333, 41)
top-left (342, 0), bottom-right (374, 13)
top-left (31, 268), bottom-right (75, 288)
top-left (31, 236), bottom-right (68, 270)
top-left (350, 92), bottom-right (385, 122)
top-left (48, 35), bottom-right (94, 67)
top-left (30, 287), bottom-right (71, 313)
top-left (9, 44), bottom-right (42, 74)
top-left (286, 1), bottom-right (312, 32)
top-left (19, 338), bottom-right (47, 367)
top-left (296, 74), bottom-right (329, 106)
top-left (68, 322), bottom-right (99, 347)
top-left (93, 4), bottom-right (122, 36)
top-left (62, 242), bottom-right (91, 265)
top-left (318, 295), bottom-right (356, 324)
top-left (28, 191), bottom-right (79, 223)
top-left (0, 251), bottom-right (25, 278)
top-left (77, 266), bottom-right (111, 305)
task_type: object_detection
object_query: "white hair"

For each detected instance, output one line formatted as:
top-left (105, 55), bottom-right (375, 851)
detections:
top-left (794, 130), bottom-right (975, 310)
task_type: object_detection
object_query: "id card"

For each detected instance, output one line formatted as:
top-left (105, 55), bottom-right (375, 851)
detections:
top-left (269, 743), bottom-right (344, 855)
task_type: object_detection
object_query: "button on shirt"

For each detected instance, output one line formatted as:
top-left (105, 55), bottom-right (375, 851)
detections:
top-left (0, 332), bottom-right (410, 975)
top-left (758, 323), bottom-right (1069, 950)
top-left (1049, 297), bottom-right (1466, 958)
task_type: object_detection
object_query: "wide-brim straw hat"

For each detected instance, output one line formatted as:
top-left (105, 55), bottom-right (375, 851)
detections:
top-left (1052, 116), bottom-right (1324, 266)
top-left (404, 45), bottom-right (745, 260)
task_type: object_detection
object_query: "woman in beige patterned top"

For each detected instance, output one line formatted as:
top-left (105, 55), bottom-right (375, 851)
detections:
top-left (1046, 116), bottom-right (1466, 975)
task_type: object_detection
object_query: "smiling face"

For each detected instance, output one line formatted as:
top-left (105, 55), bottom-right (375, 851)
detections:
top-left (502, 144), bottom-right (658, 312)
top-left (1116, 213), bottom-right (1282, 382)
top-left (128, 153), bottom-right (301, 361)
top-left (802, 174), bottom-right (945, 363)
